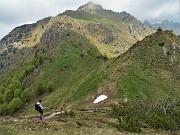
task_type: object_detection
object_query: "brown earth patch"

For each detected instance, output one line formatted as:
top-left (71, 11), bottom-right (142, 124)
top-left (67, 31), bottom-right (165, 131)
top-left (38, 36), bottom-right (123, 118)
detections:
top-left (78, 82), bottom-right (117, 108)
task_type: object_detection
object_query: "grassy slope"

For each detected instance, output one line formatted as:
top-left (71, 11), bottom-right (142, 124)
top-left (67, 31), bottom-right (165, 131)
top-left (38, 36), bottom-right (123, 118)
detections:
top-left (0, 25), bottom-right (179, 116)
top-left (19, 30), bottom-right (179, 116)
top-left (116, 30), bottom-right (180, 100)
top-left (20, 28), bottom-right (110, 114)
top-left (0, 30), bottom-right (179, 135)
top-left (40, 41), bottom-right (106, 108)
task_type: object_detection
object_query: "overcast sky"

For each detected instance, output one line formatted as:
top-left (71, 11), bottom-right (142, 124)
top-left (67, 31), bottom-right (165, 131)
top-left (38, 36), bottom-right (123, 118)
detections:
top-left (0, 0), bottom-right (179, 39)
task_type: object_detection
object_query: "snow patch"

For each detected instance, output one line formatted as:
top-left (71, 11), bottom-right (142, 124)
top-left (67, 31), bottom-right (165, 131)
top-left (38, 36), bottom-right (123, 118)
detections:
top-left (93, 95), bottom-right (107, 104)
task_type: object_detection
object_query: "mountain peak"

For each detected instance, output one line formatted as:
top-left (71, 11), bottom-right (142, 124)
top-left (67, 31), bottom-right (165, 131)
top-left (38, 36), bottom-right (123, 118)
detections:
top-left (143, 20), bottom-right (152, 27)
top-left (77, 2), bottom-right (103, 11)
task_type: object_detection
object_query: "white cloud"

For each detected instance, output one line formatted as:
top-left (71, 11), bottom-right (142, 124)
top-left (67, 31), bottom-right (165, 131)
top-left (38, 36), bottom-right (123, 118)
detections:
top-left (0, 0), bottom-right (179, 39)
top-left (0, 23), bottom-right (14, 39)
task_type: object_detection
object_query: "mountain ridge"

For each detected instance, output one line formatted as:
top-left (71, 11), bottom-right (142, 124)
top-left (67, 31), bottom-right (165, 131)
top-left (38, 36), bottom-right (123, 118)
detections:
top-left (0, 2), bottom-right (154, 76)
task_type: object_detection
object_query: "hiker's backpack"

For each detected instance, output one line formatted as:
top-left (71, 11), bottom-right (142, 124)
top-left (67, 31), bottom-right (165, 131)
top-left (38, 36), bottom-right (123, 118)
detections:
top-left (35, 103), bottom-right (39, 111)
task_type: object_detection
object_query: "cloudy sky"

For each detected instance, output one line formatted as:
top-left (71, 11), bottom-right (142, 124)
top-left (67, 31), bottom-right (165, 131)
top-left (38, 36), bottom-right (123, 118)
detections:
top-left (0, 0), bottom-right (179, 39)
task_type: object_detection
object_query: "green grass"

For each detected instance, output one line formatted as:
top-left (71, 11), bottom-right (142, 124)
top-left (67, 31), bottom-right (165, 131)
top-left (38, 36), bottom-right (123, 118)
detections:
top-left (117, 62), bottom-right (154, 99)
top-left (117, 62), bottom-right (180, 100)
top-left (36, 40), bottom-right (107, 108)
top-left (0, 125), bottom-right (12, 135)
top-left (116, 31), bottom-right (180, 100)
top-left (0, 110), bottom-right (173, 135)
top-left (71, 70), bottom-right (106, 101)
top-left (12, 31), bottom-right (180, 114)
top-left (112, 61), bottom-right (176, 101)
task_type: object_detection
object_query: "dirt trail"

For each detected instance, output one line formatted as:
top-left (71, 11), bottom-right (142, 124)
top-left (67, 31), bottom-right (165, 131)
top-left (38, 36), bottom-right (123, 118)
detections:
top-left (44, 111), bottom-right (64, 119)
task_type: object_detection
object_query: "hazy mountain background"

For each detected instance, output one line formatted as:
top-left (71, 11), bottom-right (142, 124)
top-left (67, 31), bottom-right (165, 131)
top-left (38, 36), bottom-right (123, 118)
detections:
top-left (144, 20), bottom-right (180, 35)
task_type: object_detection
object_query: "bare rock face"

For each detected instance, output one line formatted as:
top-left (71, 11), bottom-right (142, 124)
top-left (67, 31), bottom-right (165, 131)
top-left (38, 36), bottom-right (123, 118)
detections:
top-left (78, 2), bottom-right (103, 12)
top-left (0, 17), bottom-right (51, 49)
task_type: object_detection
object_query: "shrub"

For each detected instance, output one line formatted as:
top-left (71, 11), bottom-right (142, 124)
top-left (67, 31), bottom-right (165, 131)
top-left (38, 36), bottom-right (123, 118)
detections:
top-left (21, 88), bottom-right (31, 102)
top-left (5, 78), bottom-right (12, 86)
top-left (159, 42), bottom-right (165, 46)
top-left (12, 80), bottom-right (22, 89)
top-left (29, 58), bottom-right (36, 65)
top-left (0, 103), bottom-right (9, 115)
top-left (17, 71), bottom-right (26, 81)
top-left (8, 98), bottom-right (22, 114)
top-left (147, 113), bottom-right (178, 131)
top-left (35, 51), bottom-right (45, 65)
top-left (4, 89), bottom-right (14, 103)
top-left (60, 110), bottom-right (76, 118)
top-left (1, 83), bottom-right (6, 89)
top-left (118, 115), bottom-right (141, 133)
top-left (7, 84), bottom-right (16, 92)
top-left (112, 102), bottom-right (142, 133)
top-left (25, 65), bottom-right (35, 75)
top-left (36, 81), bottom-right (46, 95)
top-left (157, 27), bottom-right (162, 32)
top-left (47, 81), bottom-right (55, 92)
top-left (112, 98), bottom-right (180, 132)
top-left (68, 110), bottom-right (76, 118)
top-left (0, 87), bottom-right (6, 94)
top-left (14, 89), bottom-right (22, 98)
top-left (0, 93), bottom-right (3, 104)
top-left (0, 105), bottom-right (3, 115)
top-left (112, 101), bottom-right (147, 118)
top-left (169, 109), bottom-right (180, 127)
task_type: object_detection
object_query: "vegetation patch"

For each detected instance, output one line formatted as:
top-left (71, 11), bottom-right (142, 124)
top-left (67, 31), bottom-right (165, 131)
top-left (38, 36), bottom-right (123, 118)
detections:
top-left (112, 97), bottom-right (180, 133)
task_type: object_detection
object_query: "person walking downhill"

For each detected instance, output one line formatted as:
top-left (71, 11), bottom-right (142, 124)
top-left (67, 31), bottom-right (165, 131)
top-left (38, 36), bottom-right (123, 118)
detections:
top-left (35, 99), bottom-right (46, 120)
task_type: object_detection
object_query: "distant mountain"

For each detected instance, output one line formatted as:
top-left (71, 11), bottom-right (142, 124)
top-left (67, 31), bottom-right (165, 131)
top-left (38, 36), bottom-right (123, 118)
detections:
top-left (0, 2), bottom-right (155, 79)
top-left (144, 20), bottom-right (180, 35)
top-left (0, 2), bottom-right (153, 57)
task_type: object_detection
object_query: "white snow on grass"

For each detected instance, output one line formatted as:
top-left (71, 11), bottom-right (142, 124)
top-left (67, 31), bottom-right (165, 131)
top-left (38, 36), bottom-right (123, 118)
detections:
top-left (93, 95), bottom-right (107, 103)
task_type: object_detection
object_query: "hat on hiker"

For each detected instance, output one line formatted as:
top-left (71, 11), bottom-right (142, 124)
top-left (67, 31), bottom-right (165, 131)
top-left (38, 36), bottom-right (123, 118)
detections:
top-left (39, 99), bottom-right (42, 102)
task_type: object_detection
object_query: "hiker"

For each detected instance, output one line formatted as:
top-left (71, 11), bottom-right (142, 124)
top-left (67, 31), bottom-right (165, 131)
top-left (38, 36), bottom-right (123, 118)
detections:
top-left (35, 99), bottom-right (46, 120)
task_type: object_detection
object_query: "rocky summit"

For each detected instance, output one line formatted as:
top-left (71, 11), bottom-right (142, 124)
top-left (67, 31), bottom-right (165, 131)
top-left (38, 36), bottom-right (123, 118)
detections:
top-left (78, 2), bottom-right (103, 11)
